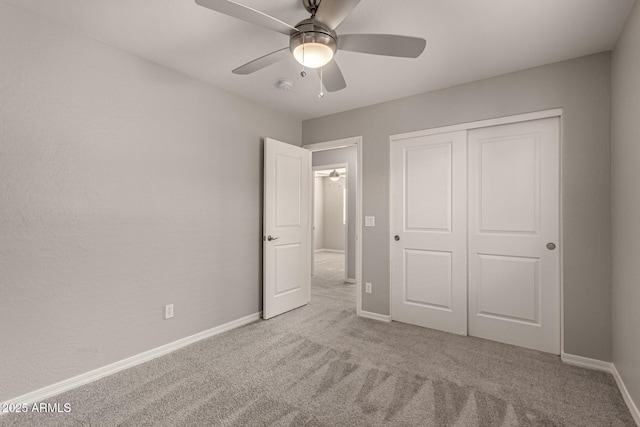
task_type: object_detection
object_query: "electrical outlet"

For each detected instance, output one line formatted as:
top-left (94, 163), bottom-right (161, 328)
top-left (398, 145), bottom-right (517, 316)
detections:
top-left (165, 304), bottom-right (174, 319)
top-left (365, 282), bottom-right (372, 294)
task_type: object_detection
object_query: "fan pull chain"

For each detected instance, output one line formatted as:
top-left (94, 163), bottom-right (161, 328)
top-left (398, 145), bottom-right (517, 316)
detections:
top-left (300, 32), bottom-right (307, 77)
top-left (318, 67), bottom-right (324, 98)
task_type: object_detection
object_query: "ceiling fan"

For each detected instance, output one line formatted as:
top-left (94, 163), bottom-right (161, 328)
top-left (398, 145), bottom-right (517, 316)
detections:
top-left (195, 0), bottom-right (426, 93)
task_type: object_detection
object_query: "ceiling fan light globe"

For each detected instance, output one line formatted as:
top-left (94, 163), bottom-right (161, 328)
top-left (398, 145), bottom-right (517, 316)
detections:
top-left (293, 43), bottom-right (334, 68)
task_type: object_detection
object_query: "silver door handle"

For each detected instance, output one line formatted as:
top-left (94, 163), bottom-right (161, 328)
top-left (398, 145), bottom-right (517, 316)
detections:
top-left (546, 242), bottom-right (556, 250)
top-left (267, 235), bottom-right (279, 241)
top-left (394, 235), bottom-right (400, 241)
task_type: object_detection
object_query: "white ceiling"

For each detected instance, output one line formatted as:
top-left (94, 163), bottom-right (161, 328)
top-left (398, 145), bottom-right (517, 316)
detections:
top-left (4, 0), bottom-right (635, 120)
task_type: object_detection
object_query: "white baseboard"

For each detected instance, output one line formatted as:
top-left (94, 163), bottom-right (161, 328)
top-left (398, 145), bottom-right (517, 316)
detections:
top-left (612, 364), bottom-right (640, 426)
top-left (315, 249), bottom-right (345, 254)
top-left (1, 311), bottom-right (261, 412)
top-left (561, 352), bottom-right (614, 372)
top-left (562, 352), bottom-right (639, 425)
top-left (359, 310), bottom-right (391, 322)
top-left (345, 278), bottom-right (356, 284)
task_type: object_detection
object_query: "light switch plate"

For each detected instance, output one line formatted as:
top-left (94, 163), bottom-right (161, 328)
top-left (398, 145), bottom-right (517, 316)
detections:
top-left (165, 304), bottom-right (174, 319)
top-left (365, 216), bottom-right (375, 227)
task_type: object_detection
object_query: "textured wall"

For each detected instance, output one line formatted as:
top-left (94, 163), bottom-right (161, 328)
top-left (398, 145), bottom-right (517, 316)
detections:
top-left (0, 3), bottom-right (300, 401)
top-left (612, 0), bottom-right (640, 412)
top-left (303, 53), bottom-right (612, 361)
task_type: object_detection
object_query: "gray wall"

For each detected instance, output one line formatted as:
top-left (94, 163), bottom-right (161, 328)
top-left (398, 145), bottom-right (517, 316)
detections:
top-left (0, 4), bottom-right (301, 401)
top-left (303, 53), bottom-right (612, 361)
top-left (612, 0), bottom-right (640, 411)
top-left (312, 147), bottom-right (358, 280)
top-left (313, 177), bottom-right (325, 250)
top-left (322, 177), bottom-right (346, 251)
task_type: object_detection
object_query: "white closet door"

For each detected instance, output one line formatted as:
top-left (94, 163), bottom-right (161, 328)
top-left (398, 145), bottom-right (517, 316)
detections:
top-left (467, 118), bottom-right (560, 354)
top-left (390, 131), bottom-right (467, 335)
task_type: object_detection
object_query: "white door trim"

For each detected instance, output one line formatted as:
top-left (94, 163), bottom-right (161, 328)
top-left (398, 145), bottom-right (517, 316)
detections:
top-left (392, 109), bottom-right (563, 141)
top-left (304, 136), bottom-right (363, 316)
top-left (389, 108), bottom-right (563, 352)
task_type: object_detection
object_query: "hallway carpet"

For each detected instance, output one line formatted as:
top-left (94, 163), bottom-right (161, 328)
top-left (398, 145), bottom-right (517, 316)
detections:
top-left (1, 252), bottom-right (634, 426)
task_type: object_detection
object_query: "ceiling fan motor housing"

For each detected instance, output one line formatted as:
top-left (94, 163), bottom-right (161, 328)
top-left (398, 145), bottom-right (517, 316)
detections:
top-left (302, 0), bottom-right (322, 15)
top-left (289, 18), bottom-right (338, 61)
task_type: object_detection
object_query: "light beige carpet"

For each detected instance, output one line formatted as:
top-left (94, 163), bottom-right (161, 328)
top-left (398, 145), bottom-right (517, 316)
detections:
top-left (1, 252), bottom-right (635, 426)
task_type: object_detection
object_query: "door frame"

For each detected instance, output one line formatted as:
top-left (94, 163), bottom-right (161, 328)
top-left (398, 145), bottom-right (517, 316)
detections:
top-left (304, 136), bottom-right (363, 316)
top-left (312, 162), bottom-right (349, 281)
top-left (389, 108), bottom-right (564, 353)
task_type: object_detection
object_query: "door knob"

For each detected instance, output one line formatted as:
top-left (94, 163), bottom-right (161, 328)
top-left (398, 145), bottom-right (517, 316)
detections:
top-left (546, 242), bottom-right (556, 250)
top-left (267, 235), bottom-right (279, 241)
top-left (394, 235), bottom-right (400, 241)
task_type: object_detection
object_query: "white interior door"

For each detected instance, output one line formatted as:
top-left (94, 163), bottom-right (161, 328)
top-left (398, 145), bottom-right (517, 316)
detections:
top-left (467, 118), bottom-right (560, 354)
top-left (391, 131), bottom-right (468, 335)
top-left (263, 138), bottom-right (311, 319)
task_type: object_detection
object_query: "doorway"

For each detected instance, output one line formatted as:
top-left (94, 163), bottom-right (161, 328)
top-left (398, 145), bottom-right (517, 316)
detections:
top-left (312, 165), bottom-right (348, 278)
top-left (304, 137), bottom-right (363, 315)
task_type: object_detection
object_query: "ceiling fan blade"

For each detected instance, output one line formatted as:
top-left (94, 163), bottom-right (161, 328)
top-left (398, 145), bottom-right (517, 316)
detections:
top-left (314, 0), bottom-right (361, 30)
top-left (338, 34), bottom-right (426, 58)
top-left (232, 47), bottom-right (290, 74)
top-left (318, 59), bottom-right (346, 92)
top-left (195, 0), bottom-right (298, 36)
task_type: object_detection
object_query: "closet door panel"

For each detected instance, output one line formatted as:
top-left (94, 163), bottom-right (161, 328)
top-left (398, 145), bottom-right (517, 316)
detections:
top-left (391, 131), bottom-right (467, 335)
top-left (468, 117), bottom-right (560, 354)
